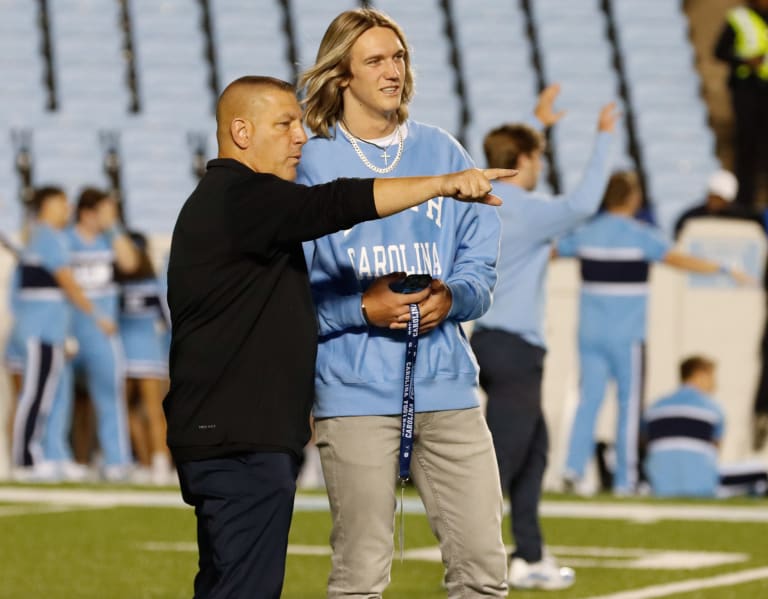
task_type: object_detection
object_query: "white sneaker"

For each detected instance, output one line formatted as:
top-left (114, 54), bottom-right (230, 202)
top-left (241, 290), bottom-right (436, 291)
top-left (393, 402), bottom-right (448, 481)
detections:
top-left (13, 461), bottom-right (60, 483)
top-left (58, 461), bottom-right (92, 482)
top-left (130, 466), bottom-right (153, 485)
top-left (150, 453), bottom-right (174, 486)
top-left (102, 464), bottom-right (132, 483)
top-left (562, 476), bottom-right (595, 497)
top-left (508, 556), bottom-right (575, 590)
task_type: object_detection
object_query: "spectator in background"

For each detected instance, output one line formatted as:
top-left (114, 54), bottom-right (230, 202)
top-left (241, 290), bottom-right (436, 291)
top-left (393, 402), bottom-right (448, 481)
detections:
top-left (559, 171), bottom-right (753, 497)
top-left (116, 231), bottom-right (173, 485)
top-left (10, 187), bottom-right (113, 482)
top-left (674, 169), bottom-right (764, 238)
top-left (672, 168), bottom-right (768, 446)
top-left (298, 9), bottom-right (508, 597)
top-left (67, 188), bottom-right (139, 481)
top-left (470, 85), bottom-right (617, 591)
top-left (714, 0), bottom-right (768, 207)
top-left (644, 356), bottom-right (768, 498)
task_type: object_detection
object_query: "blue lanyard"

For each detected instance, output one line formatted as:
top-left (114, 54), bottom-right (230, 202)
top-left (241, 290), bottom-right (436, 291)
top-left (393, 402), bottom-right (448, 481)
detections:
top-left (399, 303), bottom-right (420, 483)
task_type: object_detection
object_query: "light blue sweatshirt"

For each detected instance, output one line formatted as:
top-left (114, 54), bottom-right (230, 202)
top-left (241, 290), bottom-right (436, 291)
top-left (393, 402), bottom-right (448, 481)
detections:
top-left (14, 224), bottom-right (72, 345)
top-left (474, 131), bottom-right (614, 348)
top-left (297, 120), bottom-right (501, 418)
top-left (643, 385), bottom-right (724, 497)
top-left (557, 213), bottom-right (670, 343)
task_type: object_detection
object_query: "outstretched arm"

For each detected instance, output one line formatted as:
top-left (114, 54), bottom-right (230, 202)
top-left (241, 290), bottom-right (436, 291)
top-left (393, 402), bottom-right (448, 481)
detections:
top-left (663, 251), bottom-right (754, 285)
top-left (372, 168), bottom-right (513, 217)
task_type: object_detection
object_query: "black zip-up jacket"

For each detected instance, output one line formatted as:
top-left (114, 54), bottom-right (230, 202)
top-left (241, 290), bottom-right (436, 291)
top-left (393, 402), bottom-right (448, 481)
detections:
top-left (164, 158), bottom-right (376, 462)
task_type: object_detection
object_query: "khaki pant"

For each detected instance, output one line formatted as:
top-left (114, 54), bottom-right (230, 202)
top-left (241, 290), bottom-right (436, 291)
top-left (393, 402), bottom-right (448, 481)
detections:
top-left (316, 407), bottom-right (508, 598)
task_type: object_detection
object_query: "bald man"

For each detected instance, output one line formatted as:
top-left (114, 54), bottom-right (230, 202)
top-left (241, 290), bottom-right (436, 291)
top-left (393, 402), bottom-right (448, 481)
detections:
top-left (163, 75), bottom-right (511, 599)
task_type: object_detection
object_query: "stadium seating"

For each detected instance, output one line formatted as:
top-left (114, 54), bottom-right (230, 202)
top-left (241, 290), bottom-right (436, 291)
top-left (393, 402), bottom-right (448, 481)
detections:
top-left (210, 0), bottom-right (293, 88)
top-left (0, 0), bottom-right (48, 124)
top-left (117, 126), bottom-right (201, 234)
top-left (0, 0), bottom-right (722, 236)
top-left (48, 0), bottom-right (130, 122)
top-left (452, 0), bottom-right (539, 167)
top-left (30, 125), bottom-right (109, 200)
top-left (292, 0), bottom-right (359, 73)
top-left (612, 0), bottom-right (719, 231)
top-left (0, 131), bottom-right (21, 232)
top-left (130, 0), bottom-right (213, 123)
top-left (531, 0), bottom-right (629, 192)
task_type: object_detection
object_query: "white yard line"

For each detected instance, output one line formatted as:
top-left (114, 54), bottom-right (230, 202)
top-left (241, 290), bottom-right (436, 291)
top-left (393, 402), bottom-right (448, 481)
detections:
top-left (0, 504), bottom-right (88, 517)
top-left (584, 567), bottom-right (768, 599)
top-left (0, 487), bottom-right (768, 524)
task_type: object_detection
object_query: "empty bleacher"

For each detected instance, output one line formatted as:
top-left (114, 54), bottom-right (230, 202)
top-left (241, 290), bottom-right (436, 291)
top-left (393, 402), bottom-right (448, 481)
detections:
top-left (0, 0), bottom-right (723, 237)
top-left (210, 0), bottom-right (294, 90)
top-left (48, 0), bottom-right (130, 123)
top-left (453, 0), bottom-right (539, 168)
top-left (613, 0), bottom-right (719, 232)
top-left (531, 0), bottom-right (630, 192)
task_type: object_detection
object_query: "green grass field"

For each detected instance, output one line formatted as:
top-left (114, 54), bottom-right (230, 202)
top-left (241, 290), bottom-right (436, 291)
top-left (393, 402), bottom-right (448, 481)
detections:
top-left (2, 485), bottom-right (768, 598)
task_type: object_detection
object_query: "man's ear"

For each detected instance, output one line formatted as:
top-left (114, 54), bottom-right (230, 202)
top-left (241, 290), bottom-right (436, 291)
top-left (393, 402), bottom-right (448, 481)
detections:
top-left (516, 153), bottom-right (530, 170)
top-left (338, 76), bottom-right (350, 90)
top-left (231, 118), bottom-right (250, 150)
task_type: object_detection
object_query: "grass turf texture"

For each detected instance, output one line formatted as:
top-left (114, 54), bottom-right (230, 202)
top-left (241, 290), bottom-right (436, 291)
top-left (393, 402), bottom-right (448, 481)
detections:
top-left (1, 490), bottom-right (767, 598)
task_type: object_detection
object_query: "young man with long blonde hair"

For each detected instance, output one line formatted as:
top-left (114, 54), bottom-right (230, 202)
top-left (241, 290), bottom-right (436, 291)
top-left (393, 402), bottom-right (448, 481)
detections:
top-left (299, 9), bottom-right (508, 598)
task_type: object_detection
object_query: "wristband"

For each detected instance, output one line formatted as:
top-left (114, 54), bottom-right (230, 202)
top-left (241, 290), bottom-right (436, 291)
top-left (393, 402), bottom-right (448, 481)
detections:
top-left (361, 298), bottom-right (371, 325)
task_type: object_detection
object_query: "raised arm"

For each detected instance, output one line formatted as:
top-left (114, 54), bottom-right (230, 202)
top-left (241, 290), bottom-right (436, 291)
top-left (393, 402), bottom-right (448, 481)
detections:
top-left (372, 168), bottom-right (509, 217)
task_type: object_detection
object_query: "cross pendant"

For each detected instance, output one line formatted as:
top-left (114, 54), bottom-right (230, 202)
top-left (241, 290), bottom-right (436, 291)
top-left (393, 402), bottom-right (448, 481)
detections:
top-left (380, 149), bottom-right (390, 165)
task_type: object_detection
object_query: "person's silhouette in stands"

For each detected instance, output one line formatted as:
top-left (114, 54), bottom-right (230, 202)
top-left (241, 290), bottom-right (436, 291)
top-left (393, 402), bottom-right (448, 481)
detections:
top-left (673, 169), bottom-right (764, 239)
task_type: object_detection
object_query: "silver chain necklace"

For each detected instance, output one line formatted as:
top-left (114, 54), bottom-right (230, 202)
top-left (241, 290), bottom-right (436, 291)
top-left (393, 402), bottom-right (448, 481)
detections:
top-left (338, 122), bottom-right (404, 174)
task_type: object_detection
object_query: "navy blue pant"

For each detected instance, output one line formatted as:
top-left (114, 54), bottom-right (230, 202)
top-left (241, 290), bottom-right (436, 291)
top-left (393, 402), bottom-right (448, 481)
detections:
top-left (471, 329), bottom-right (547, 563)
top-left (177, 452), bottom-right (299, 599)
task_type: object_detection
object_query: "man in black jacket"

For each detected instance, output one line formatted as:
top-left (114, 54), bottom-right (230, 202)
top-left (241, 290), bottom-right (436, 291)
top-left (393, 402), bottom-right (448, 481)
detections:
top-left (164, 75), bottom-right (511, 599)
top-left (714, 0), bottom-right (768, 206)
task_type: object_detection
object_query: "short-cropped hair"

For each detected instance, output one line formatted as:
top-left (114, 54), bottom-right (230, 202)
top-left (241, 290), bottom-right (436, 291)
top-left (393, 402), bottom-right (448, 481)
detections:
top-left (602, 171), bottom-right (641, 210)
top-left (680, 355), bottom-right (715, 382)
top-left (483, 124), bottom-right (545, 170)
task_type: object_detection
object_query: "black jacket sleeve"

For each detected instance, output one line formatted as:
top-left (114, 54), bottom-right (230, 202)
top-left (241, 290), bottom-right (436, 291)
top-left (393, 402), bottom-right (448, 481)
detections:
top-left (229, 174), bottom-right (378, 255)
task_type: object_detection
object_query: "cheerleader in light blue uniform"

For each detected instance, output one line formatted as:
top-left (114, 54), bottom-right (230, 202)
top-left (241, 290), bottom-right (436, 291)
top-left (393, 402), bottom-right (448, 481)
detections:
top-left (117, 232), bottom-right (172, 485)
top-left (10, 187), bottom-right (110, 481)
top-left (66, 188), bottom-right (140, 481)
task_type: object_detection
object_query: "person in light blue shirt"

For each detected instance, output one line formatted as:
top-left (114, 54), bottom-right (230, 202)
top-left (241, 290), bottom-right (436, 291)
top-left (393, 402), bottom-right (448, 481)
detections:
top-left (10, 186), bottom-right (114, 481)
top-left (298, 9), bottom-right (507, 596)
top-left (117, 231), bottom-right (172, 485)
top-left (559, 171), bottom-right (753, 495)
top-left (471, 86), bottom-right (617, 591)
top-left (66, 187), bottom-right (139, 481)
top-left (644, 355), bottom-right (767, 498)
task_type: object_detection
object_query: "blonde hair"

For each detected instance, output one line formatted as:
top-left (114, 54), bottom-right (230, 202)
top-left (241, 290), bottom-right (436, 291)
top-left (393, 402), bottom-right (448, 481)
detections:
top-left (299, 8), bottom-right (415, 138)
